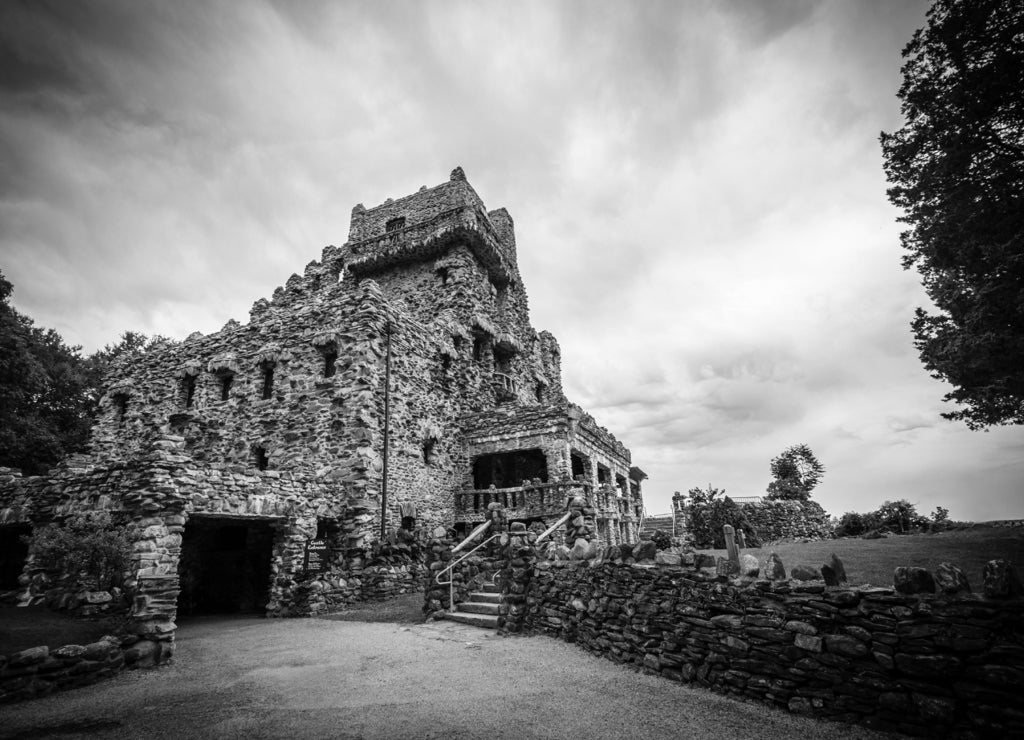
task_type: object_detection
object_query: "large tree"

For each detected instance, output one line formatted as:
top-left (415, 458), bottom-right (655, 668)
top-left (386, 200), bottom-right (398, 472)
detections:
top-left (880, 0), bottom-right (1024, 429)
top-left (765, 444), bottom-right (824, 502)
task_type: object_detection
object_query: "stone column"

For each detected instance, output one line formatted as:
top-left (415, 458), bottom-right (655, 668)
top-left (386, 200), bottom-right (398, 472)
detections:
top-left (498, 521), bottom-right (536, 634)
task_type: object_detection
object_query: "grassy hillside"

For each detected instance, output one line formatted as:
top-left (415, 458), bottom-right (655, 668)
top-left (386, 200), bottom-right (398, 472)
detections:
top-left (700, 524), bottom-right (1024, 588)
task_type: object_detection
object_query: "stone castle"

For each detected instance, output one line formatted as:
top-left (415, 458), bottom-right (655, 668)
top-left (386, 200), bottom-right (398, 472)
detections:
top-left (0, 167), bottom-right (645, 636)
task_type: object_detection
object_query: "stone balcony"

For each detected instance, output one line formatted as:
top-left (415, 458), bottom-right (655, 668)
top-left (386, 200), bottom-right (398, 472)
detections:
top-left (454, 480), bottom-right (593, 524)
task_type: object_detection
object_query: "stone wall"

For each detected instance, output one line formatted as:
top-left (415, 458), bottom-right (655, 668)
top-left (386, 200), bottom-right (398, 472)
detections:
top-left (738, 500), bottom-right (831, 542)
top-left (677, 498), bottom-right (831, 546)
top-left (1, 633), bottom-right (165, 704)
top-left (518, 553), bottom-right (1024, 737)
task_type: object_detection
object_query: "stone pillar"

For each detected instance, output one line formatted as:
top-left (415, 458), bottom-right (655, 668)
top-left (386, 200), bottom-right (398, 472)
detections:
top-left (423, 526), bottom-right (454, 617)
top-left (564, 494), bottom-right (599, 560)
top-left (498, 521), bottom-right (536, 634)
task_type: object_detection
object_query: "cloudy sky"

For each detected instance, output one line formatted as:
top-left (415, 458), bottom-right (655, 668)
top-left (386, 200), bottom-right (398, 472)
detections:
top-left (1, 0), bottom-right (1020, 522)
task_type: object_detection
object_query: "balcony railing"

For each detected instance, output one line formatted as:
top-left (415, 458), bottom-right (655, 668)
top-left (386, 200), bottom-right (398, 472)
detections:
top-left (454, 481), bottom-right (593, 523)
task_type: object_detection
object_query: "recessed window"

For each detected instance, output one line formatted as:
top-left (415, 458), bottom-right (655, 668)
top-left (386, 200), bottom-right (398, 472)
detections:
top-left (311, 275), bottom-right (322, 292)
top-left (182, 375), bottom-right (197, 409)
top-left (453, 336), bottom-right (464, 354)
top-left (260, 364), bottom-right (274, 400)
top-left (535, 384), bottom-right (544, 403)
top-left (218, 372), bottom-right (234, 401)
top-left (254, 446), bottom-right (269, 471)
top-left (422, 439), bottom-right (436, 465)
top-left (113, 394), bottom-right (128, 424)
top-left (385, 216), bottom-right (406, 232)
top-left (437, 267), bottom-right (450, 285)
top-left (473, 337), bottom-right (485, 362)
top-left (322, 344), bottom-right (338, 378)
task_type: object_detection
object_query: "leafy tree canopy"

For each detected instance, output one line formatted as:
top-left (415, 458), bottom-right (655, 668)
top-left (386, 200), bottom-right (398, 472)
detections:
top-left (880, 0), bottom-right (1024, 429)
top-left (765, 444), bottom-right (824, 501)
top-left (0, 272), bottom-right (168, 474)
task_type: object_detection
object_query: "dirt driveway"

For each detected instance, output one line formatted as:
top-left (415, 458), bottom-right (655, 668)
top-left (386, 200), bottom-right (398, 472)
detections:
top-left (1, 616), bottom-right (890, 740)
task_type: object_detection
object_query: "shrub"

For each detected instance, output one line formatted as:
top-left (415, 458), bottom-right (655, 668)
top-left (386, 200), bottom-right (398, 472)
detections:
top-left (873, 499), bottom-right (927, 534)
top-left (683, 486), bottom-right (759, 549)
top-left (835, 511), bottom-right (872, 537)
top-left (26, 512), bottom-right (132, 591)
top-left (650, 530), bottom-right (672, 551)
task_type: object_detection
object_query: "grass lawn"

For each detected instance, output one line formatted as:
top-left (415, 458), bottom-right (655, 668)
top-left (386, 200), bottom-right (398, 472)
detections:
top-left (699, 524), bottom-right (1024, 588)
top-left (0, 606), bottom-right (123, 657)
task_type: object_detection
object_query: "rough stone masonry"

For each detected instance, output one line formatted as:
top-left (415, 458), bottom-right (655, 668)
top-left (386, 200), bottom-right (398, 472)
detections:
top-left (0, 169), bottom-right (646, 691)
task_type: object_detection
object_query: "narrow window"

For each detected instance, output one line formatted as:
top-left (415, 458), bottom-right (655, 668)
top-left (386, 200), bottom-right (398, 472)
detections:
top-left (385, 216), bottom-right (405, 232)
top-left (261, 365), bottom-right (274, 400)
top-left (453, 336), bottom-right (464, 354)
top-left (113, 394), bottom-right (128, 424)
top-left (219, 373), bottom-right (234, 401)
top-left (422, 438), bottom-right (436, 465)
top-left (534, 384), bottom-right (544, 403)
top-left (473, 337), bottom-right (485, 362)
top-left (182, 375), bottom-right (197, 409)
top-left (321, 350), bottom-right (337, 378)
top-left (255, 447), bottom-right (269, 471)
top-left (437, 267), bottom-right (450, 285)
top-left (311, 274), bottom-right (322, 292)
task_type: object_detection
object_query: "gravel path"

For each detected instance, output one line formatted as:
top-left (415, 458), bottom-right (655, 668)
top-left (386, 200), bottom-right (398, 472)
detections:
top-left (1, 616), bottom-right (893, 740)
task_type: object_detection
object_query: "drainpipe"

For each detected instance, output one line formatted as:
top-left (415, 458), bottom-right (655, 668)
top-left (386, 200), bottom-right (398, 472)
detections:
top-left (380, 319), bottom-right (393, 541)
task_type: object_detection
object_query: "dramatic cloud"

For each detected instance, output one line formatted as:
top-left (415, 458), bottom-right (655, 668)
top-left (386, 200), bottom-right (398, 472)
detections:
top-left (1, 0), bottom-right (1020, 521)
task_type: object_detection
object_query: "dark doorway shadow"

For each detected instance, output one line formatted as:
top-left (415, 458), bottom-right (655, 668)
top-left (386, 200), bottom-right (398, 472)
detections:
top-left (178, 517), bottom-right (275, 619)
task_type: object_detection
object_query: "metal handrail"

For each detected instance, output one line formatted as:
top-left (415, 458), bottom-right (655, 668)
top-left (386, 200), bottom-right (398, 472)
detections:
top-left (435, 523), bottom-right (500, 613)
top-left (535, 510), bottom-right (572, 545)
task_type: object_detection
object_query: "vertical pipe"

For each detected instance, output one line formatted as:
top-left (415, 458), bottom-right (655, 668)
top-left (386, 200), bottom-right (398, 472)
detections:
top-left (380, 320), bottom-right (392, 541)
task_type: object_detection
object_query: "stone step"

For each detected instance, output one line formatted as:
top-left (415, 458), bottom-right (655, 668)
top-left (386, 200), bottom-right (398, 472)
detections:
top-left (480, 582), bottom-right (500, 594)
top-left (444, 611), bottom-right (499, 629)
top-left (459, 602), bottom-right (499, 615)
top-left (468, 591), bottom-right (501, 604)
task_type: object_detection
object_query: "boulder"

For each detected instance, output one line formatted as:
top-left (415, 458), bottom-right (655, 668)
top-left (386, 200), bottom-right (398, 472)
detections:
top-left (894, 566), bottom-right (936, 594)
top-left (655, 551), bottom-right (682, 566)
top-left (632, 541), bottom-right (658, 562)
top-left (934, 562), bottom-right (971, 594)
top-left (983, 559), bottom-right (1022, 598)
top-left (821, 553), bottom-right (848, 586)
top-left (739, 553), bottom-right (760, 577)
top-left (762, 553), bottom-right (786, 581)
top-left (790, 564), bottom-right (820, 581)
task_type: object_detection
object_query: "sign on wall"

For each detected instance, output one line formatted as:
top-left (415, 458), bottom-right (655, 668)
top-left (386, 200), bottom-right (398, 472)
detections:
top-left (304, 538), bottom-right (329, 574)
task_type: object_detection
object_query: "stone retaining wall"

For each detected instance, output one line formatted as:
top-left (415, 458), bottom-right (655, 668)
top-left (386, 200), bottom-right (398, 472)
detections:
top-left (0, 633), bottom-right (166, 704)
top-left (516, 552), bottom-right (1023, 737)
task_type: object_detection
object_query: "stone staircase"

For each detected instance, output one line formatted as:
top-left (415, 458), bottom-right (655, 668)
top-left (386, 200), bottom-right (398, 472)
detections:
top-left (443, 582), bottom-right (500, 628)
top-left (642, 514), bottom-right (675, 537)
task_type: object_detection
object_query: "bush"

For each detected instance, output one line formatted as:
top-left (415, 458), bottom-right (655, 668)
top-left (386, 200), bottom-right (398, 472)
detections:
top-left (874, 499), bottom-right (927, 534)
top-left (683, 486), bottom-right (760, 549)
top-left (834, 511), bottom-right (873, 538)
top-left (650, 530), bottom-right (672, 551)
top-left (26, 512), bottom-right (132, 591)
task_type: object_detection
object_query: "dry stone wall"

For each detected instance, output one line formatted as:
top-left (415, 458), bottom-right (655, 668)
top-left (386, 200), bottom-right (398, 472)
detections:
top-left (516, 551), bottom-right (1023, 737)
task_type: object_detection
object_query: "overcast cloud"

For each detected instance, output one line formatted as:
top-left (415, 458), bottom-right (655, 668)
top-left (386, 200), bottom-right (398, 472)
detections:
top-left (1, 0), bottom-right (1020, 521)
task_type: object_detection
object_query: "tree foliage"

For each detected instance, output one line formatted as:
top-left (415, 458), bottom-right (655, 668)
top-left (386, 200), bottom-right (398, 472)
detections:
top-left (0, 272), bottom-right (93, 474)
top-left (765, 444), bottom-right (824, 501)
top-left (0, 272), bottom-right (167, 474)
top-left (880, 0), bottom-right (1024, 429)
top-left (683, 485), bottom-right (760, 549)
top-left (26, 511), bottom-right (132, 591)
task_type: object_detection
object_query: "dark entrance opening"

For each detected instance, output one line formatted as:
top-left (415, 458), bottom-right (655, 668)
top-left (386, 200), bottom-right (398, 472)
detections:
top-left (472, 449), bottom-right (548, 489)
top-left (571, 451), bottom-right (589, 481)
top-left (177, 517), bottom-right (275, 618)
top-left (0, 524), bottom-right (31, 591)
